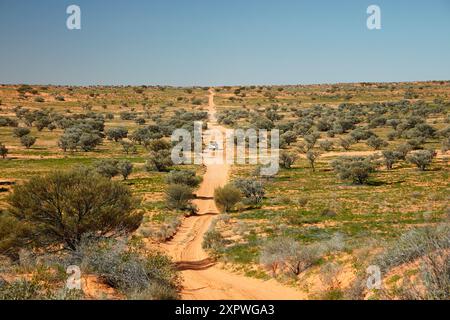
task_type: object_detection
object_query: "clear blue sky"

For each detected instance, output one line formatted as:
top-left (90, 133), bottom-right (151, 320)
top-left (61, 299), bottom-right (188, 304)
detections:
top-left (1, 0), bottom-right (449, 86)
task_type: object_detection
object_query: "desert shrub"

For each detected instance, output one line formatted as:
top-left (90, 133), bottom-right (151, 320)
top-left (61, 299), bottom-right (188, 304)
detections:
top-left (77, 238), bottom-right (180, 299)
top-left (166, 170), bottom-right (202, 188)
top-left (319, 140), bottom-right (333, 151)
top-left (376, 224), bottom-right (450, 273)
top-left (154, 217), bottom-right (182, 242)
top-left (34, 97), bottom-right (45, 103)
top-left (13, 127), bottom-right (31, 138)
top-left (381, 150), bottom-right (402, 170)
top-left (20, 135), bottom-right (36, 149)
top-left (145, 150), bottom-right (173, 172)
top-left (146, 138), bottom-right (172, 152)
top-left (279, 151), bottom-right (297, 169)
top-left (233, 179), bottom-right (265, 205)
top-left (165, 184), bottom-right (194, 210)
top-left (442, 138), bottom-right (450, 153)
top-left (0, 279), bottom-right (49, 300)
top-left (203, 227), bottom-right (225, 254)
top-left (331, 156), bottom-right (376, 184)
top-left (121, 141), bottom-right (137, 155)
top-left (214, 184), bottom-right (242, 213)
top-left (118, 160), bottom-right (133, 180)
top-left (119, 111), bottom-right (137, 120)
top-left (406, 150), bottom-right (436, 171)
top-left (350, 128), bottom-right (375, 142)
top-left (0, 143), bottom-right (7, 159)
top-left (0, 117), bottom-right (19, 127)
top-left (59, 120), bottom-right (104, 152)
top-left (260, 237), bottom-right (322, 276)
top-left (6, 167), bottom-right (142, 251)
top-left (376, 224), bottom-right (449, 300)
top-left (94, 159), bottom-right (120, 179)
top-left (306, 151), bottom-right (320, 172)
top-left (339, 137), bottom-right (354, 151)
top-left (407, 137), bottom-right (426, 150)
top-left (366, 136), bottom-right (388, 150)
top-left (106, 127), bottom-right (128, 142)
top-left (280, 131), bottom-right (297, 146)
top-left (395, 143), bottom-right (413, 160)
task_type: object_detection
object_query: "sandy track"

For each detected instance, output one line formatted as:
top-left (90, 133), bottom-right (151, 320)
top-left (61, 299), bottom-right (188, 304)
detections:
top-left (161, 90), bottom-right (305, 300)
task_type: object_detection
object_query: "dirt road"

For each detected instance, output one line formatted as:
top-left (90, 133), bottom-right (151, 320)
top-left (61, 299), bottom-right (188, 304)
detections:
top-left (162, 90), bottom-right (305, 300)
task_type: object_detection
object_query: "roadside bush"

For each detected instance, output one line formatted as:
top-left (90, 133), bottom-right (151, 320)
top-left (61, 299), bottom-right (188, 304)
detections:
top-left (331, 156), bottom-right (376, 184)
top-left (77, 238), bottom-right (180, 299)
top-left (165, 184), bottom-right (194, 210)
top-left (406, 150), bottom-right (436, 171)
top-left (214, 184), bottom-right (242, 213)
top-left (203, 228), bottom-right (225, 254)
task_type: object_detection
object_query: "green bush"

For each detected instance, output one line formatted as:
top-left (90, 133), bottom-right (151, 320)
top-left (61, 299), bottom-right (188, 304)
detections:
top-left (331, 156), bottom-right (376, 184)
top-left (165, 184), bottom-right (194, 210)
top-left (214, 184), bottom-right (242, 213)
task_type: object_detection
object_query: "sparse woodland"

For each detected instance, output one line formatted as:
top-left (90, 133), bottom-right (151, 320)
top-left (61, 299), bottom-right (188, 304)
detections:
top-left (0, 82), bottom-right (449, 299)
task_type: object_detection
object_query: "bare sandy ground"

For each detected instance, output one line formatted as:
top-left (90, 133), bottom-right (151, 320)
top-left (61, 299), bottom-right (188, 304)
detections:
top-left (161, 90), bottom-right (305, 300)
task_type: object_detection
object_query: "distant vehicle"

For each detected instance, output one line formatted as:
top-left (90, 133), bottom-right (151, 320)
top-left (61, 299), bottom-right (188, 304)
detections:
top-left (208, 141), bottom-right (219, 151)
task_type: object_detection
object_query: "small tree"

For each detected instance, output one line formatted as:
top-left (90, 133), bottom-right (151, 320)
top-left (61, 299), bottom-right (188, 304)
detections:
top-left (6, 168), bottom-right (141, 251)
top-left (94, 159), bottom-right (120, 179)
top-left (121, 141), bottom-right (137, 155)
top-left (395, 143), bottom-right (413, 160)
top-left (406, 150), bottom-right (436, 171)
top-left (382, 150), bottom-right (401, 170)
top-left (0, 143), bottom-right (7, 159)
top-left (118, 160), bottom-right (133, 180)
top-left (331, 156), bottom-right (376, 185)
top-left (366, 136), bottom-right (388, 150)
top-left (339, 137), bottom-right (354, 151)
top-left (279, 151), bottom-right (297, 169)
top-left (145, 150), bottom-right (173, 172)
top-left (306, 151), bottom-right (320, 172)
top-left (20, 135), bottom-right (36, 149)
top-left (214, 184), bottom-right (242, 213)
top-left (106, 127), bottom-right (128, 142)
top-left (280, 131), bottom-right (297, 146)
